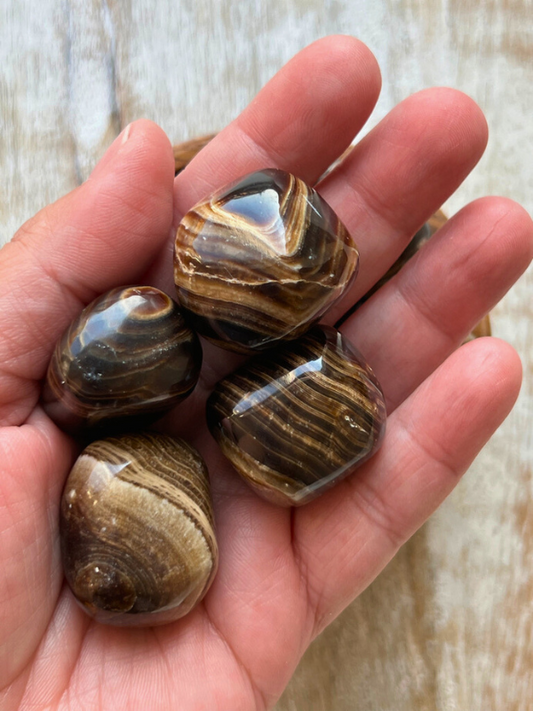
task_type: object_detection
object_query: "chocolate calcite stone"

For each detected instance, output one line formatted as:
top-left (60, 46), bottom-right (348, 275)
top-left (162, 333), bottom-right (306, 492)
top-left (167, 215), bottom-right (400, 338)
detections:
top-left (174, 169), bottom-right (359, 353)
top-left (206, 325), bottom-right (386, 506)
top-left (60, 433), bottom-right (218, 626)
top-left (42, 286), bottom-right (202, 435)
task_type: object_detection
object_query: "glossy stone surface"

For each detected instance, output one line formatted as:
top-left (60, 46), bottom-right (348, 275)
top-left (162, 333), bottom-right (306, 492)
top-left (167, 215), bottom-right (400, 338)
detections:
top-left (174, 169), bottom-right (359, 353)
top-left (60, 433), bottom-right (218, 626)
top-left (42, 286), bottom-right (202, 435)
top-left (206, 325), bottom-right (386, 506)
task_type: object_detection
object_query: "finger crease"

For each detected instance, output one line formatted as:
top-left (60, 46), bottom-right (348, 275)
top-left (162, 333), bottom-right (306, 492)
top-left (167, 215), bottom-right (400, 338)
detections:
top-left (202, 600), bottom-right (269, 711)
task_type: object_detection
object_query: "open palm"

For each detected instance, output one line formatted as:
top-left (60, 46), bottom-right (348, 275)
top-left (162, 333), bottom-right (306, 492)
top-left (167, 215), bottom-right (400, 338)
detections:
top-left (1, 37), bottom-right (532, 711)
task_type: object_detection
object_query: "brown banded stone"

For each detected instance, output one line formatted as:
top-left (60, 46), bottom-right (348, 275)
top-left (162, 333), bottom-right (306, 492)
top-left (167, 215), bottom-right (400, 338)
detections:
top-left (60, 432), bottom-right (218, 626)
top-left (174, 169), bottom-right (359, 353)
top-left (206, 325), bottom-right (386, 506)
top-left (42, 286), bottom-right (202, 435)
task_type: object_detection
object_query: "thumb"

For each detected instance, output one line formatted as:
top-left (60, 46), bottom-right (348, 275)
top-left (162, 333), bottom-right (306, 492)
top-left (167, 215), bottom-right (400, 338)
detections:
top-left (0, 119), bottom-right (174, 426)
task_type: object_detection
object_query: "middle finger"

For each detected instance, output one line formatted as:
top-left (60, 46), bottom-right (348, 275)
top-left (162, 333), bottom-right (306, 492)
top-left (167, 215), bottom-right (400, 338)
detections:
top-left (319, 86), bottom-right (488, 324)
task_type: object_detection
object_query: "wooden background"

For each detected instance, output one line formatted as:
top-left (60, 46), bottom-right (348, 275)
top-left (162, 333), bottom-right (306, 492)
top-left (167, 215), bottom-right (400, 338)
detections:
top-left (1, 1), bottom-right (532, 708)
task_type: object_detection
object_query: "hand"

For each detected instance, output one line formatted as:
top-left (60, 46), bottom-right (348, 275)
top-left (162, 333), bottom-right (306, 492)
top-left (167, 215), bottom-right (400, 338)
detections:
top-left (1, 36), bottom-right (531, 710)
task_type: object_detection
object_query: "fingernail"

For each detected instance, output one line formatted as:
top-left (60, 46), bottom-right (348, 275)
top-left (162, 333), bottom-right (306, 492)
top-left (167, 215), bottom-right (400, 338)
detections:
top-left (117, 122), bottom-right (140, 157)
top-left (121, 123), bottom-right (132, 145)
top-left (90, 123), bottom-right (133, 180)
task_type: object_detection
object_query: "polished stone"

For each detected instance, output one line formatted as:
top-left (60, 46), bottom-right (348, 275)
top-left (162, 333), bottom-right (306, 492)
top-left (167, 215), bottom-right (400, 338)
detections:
top-left (174, 169), bottom-right (359, 353)
top-left (42, 286), bottom-right (202, 435)
top-left (60, 432), bottom-right (218, 626)
top-left (207, 325), bottom-right (386, 506)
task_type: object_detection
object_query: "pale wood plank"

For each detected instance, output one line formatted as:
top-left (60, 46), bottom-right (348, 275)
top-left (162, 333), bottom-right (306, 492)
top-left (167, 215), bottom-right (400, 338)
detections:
top-left (0, 0), bottom-right (76, 241)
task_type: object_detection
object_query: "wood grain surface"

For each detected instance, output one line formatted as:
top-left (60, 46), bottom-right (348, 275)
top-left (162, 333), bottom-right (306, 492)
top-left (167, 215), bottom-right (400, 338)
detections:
top-left (1, 1), bottom-right (532, 709)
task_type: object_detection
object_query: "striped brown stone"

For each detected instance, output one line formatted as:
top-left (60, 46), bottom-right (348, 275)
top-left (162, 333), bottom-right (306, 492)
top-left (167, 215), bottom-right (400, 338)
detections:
top-left (207, 325), bottom-right (386, 506)
top-left (60, 432), bottom-right (218, 626)
top-left (42, 286), bottom-right (202, 435)
top-left (174, 169), bottom-right (359, 353)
